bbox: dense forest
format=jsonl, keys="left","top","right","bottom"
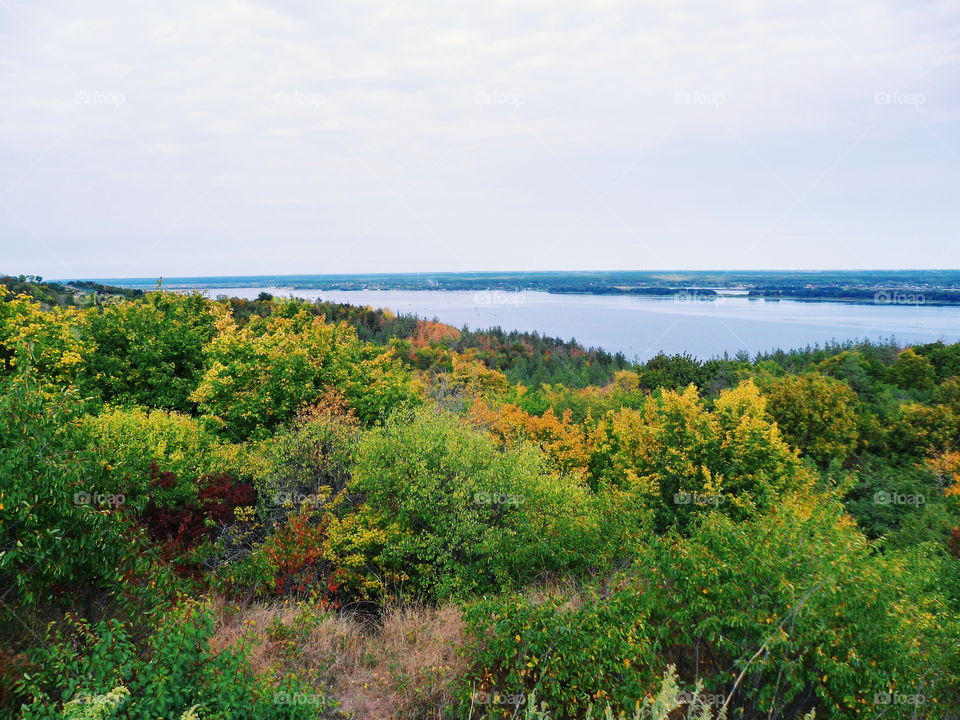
{"left": 2, "top": 277, "right": 959, "bottom": 719}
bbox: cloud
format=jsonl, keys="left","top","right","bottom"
{"left": 1, "top": 0, "right": 958, "bottom": 277}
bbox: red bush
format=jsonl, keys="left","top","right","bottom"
{"left": 139, "top": 464, "right": 255, "bottom": 572}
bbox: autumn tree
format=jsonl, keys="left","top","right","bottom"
{"left": 190, "top": 307, "right": 419, "bottom": 440}
{"left": 468, "top": 398, "right": 590, "bottom": 476}
{"left": 0, "top": 289, "right": 87, "bottom": 389}
{"left": 326, "top": 408, "right": 601, "bottom": 599}
{"left": 763, "top": 373, "right": 861, "bottom": 466}
{"left": 890, "top": 347, "right": 937, "bottom": 391}
{"left": 588, "top": 381, "right": 810, "bottom": 531}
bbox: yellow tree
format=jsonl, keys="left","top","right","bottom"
{"left": 0, "top": 289, "right": 88, "bottom": 389}
{"left": 588, "top": 381, "right": 810, "bottom": 530}
{"left": 763, "top": 373, "right": 861, "bottom": 466}
{"left": 468, "top": 398, "right": 590, "bottom": 476}
{"left": 191, "top": 308, "right": 420, "bottom": 440}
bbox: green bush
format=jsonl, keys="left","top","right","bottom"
{"left": 462, "top": 496, "right": 959, "bottom": 719}
{"left": 762, "top": 373, "right": 861, "bottom": 467}
{"left": 249, "top": 392, "right": 361, "bottom": 506}
{"left": 843, "top": 461, "right": 950, "bottom": 539}
{"left": 0, "top": 373, "right": 155, "bottom": 620}
{"left": 588, "top": 381, "right": 811, "bottom": 532}
{"left": 0, "top": 290, "right": 87, "bottom": 389}
{"left": 191, "top": 306, "right": 420, "bottom": 440}
{"left": 16, "top": 600, "right": 330, "bottom": 720}
{"left": 82, "top": 408, "right": 224, "bottom": 514}
{"left": 327, "top": 408, "right": 603, "bottom": 600}
{"left": 80, "top": 292, "right": 221, "bottom": 412}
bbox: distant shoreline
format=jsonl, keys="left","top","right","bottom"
{"left": 59, "top": 269, "right": 960, "bottom": 307}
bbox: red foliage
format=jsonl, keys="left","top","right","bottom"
{"left": 409, "top": 319, "right": 461, "bottom": 352}
{"left": 949, "top": 527, "right": 960, "bottom": 558}
{"left": 263, "top": 512, "right": 327, "bottom": 595}
{"left": 138, "top": 463, "right": 255, "bottom": 572}
{"left": 198, "top": 472, "right": 255, "bottom": 524}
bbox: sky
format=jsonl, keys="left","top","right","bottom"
{"left": 1, "top": 0, "right": 959, "bottom": 280}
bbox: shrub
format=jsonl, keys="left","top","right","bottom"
{"left": 16, "top": 600, "right": 329, "bottom": 719}
{"left": 250, "top": 391, "right": 361, "bottom": 505}
{"left": 139, "top": 468, "right": 254, "bottom": 561}
{"left": 326, "top": 408, "right": 603, "bottom": 600}
{"left": 763, "top": 373, "right": 861, "bottom": 466}
{"left": 587, "top": 381, "right": 810, "bottom": 531}
{"left": 0, "top": 290, "right": 87, "bottom": 389}
{"left": 889, "top": 348, "right": 937, "bottom": 391}
{"left": 0, "top": 373, "right": 154, "bottom": 622}
{"left": 843, "top": 461, "right": 949, "bottom": 539}
{"left": 462, "top": 497, "right": 959, "bottom": 719}
{"left": 82, "top": 408, "right": 224, "bottom": 514}
{"left": 885, "top": 402, "right": 959, "bottom": 458}
{"left": 212, "top": 396, "right": 361, "bottom": 600}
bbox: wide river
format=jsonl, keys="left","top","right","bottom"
{"left": 201, "top": 287, "right": 960, "bottom": 361}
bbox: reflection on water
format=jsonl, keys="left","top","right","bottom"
{"left": 201, "top": 288, "right": 960, "bottom": 361}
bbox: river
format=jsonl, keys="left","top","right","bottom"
{"left": 199, "top": 287, "right": 960, "bottom": 361}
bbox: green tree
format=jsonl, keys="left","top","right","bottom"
{"left": 16, "top": 600, "right": 324, "bottom": 719}
{"left": 588, "top": 381, "right": 810, "bottom": 530}
{"left": 763, "top": 373, "right": 861, "bottom": 466}
{"left": 463, "top": 496, "right": 960, "bottom": 719}
{"left": 82, "top": 407, "right": 232, "bottom": 515}
{"left": 0, "top": 371, "right": 152, "bottom": 620}
{"left": 890, "top": 348, "right": 937, "bottom": 391}
{"left": 0, "top": 289, "right": 87, "bottom": 389}
{"left": 191, "top": 307, "right": 419, "bottom": 440}
{"left": 81, "top": 292, "right": 221, "bottom": 411}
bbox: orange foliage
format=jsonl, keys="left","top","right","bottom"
{"left": 264, "top": 511, "right": 329, "bottom": 595}
{"left": 930, "top": 451, "right": 960, "bottom": 496}
{"left": 468, "top": 399, "right": 589, "bottom": 475}
{"left": 410, "top": 320, "right": 460, "bottom": 351}
{"left": 930, "top": 452, "right": 960, "bottom": 557}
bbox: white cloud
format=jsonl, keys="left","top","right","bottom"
{"left": 0, "top": 0, "right": 958, "bottom": 277}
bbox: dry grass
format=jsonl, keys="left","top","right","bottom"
{"left": 211, "top": 598, "right": 468, "bottom": 720}
{"left": 524, "top": 577, "right": 585, "bottom": 612}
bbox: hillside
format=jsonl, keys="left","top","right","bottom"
{"left": 2, "top": 280, "right": 959, "bottom": 719}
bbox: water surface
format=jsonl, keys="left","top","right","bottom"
{"left": 202, "top": 288, "right": 960, "bottom": 361}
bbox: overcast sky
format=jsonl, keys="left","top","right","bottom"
{"left": 1, "top": 0, "right": 959, "bottom": 279}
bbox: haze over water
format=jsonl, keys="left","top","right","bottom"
{"left": 199, "top": 288, "right": 960, "bottom": 361}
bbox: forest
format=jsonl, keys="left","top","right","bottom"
{"left": 1, "top": 277, "right": 959, "bottom": 719}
